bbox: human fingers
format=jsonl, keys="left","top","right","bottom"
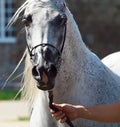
{"left": 56, "top": 112, "right": 67, "bottom": 123}
{"left": 56, "top": 112, "right": 66, "bottom": 121}
{"left": 60, "top": 116, "right": 67, "bottom": 123}
{"left": 52, "top": 103, "right": 63, "bottom": 110}
{"left": 52, "top": 111, "right": 63, "bottom": 120}
{"left": 50, "top": 109, "right": 55, "bottom": 114}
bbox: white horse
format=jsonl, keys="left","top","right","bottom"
{"left": 10, "top": 0, "right": 120, "bottom": 127}
{"left": 102, "top": 51, "right": 120, "bottom": 76}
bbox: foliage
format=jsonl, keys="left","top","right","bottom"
{"left": 0, "top": 89, "right": 21, "bottom": 100}
{"left": 18, "top": 116, "right": 30, "bottom": 121}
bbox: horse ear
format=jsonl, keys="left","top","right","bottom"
{"left": 59, "top": 1, "right": 66, "bottom": 11}
{"left": 63, "top": 2, "right": 66, "bottom": 7}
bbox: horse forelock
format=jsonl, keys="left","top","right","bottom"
{"left": 8, "top": 1, "right": 29, "bottom": 27}
{"left": 9, "top": 0, "right": 65, "bottom": 27}
{"left": 22, "top": 53, "right": 38, "bottom": 104}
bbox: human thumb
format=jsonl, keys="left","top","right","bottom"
{"left": 52, "top": 103, "right": 63, "bottom": 111}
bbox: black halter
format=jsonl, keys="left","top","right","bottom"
{"left": 28, "top": 43, "right": 61, "bottom": 59}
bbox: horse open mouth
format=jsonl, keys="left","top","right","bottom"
{"left": 32, "top": 65, "right": 57, "bottom": 91}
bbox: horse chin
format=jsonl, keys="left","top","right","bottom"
{"left": 36, "top": 78, "right": 55, "bottom": 91}
{"left": 32, "top": 70, "right": 55, "bottom": 91}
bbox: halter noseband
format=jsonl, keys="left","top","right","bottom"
{"left": 28, "top": 43, "right": 61, "bottom": 59}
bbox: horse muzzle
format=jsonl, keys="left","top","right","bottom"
{"left": 32, "top": 63, "right": 57, "bottom": 91}
{"left": 29, "top": 44, "right": 62, "bottom": 91}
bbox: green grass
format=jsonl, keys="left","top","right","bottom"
{"left": 18, "top": 116, "right": 30, "bottom": 121}
{"left": 0, "top": 89, "right": 21, "bottom": 100}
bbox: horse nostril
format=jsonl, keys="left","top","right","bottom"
{"left": 32, "top": 66, "right": 40, "bottom": 79}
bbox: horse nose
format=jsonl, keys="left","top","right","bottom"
{"left": 32, "top": 46, "right": 57, "bottom": 77}
{"left": 31, "top": 47, "right": 52, "bottom": 66}
{"left": 32, "top": 65, "right": 49, "bottom": 88}
{"left": 33, "top": 63, "right": 57, "bottom": 78}
{"left": 32, "top": 66, "right": 42, "bottom": 81}
{"left": 31, "top": 46, "right": 58, "bottom": 90}
{"left": 32, "top": 63, "right": 57, "bottom": 90}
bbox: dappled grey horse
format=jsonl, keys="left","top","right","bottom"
{"left": 10, "top": 0, "right": 120, "bottom": 127}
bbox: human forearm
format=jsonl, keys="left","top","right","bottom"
{"left": 77, "top": 103, "right": 120, "bottom": 122}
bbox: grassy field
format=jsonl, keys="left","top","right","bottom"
{"left": 0, "top": 89, "right": 21, "bottom": 100}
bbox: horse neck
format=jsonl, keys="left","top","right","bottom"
{"left": 65, "top": 8, "right": 89, "bottom": 56}
{"left": 54, "top": 8, "right": 101, "bottom": 102}
{"left": 61, "top": 8, "right": 92, "bottom": 76}
{"left": 54, "top": 9, "right": 120, "bottom": 104}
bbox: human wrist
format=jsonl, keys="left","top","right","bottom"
{"left": 74, "top": 105, "right": 85, "bottom": 119}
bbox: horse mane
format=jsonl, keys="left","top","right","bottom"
{"left": 22, "top": 53, "right": 38, "bottom": 104}
{"left": 8, "top": 1, "right": 29, "bottom": 27}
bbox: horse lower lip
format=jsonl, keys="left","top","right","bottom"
{"left": 36, "top": 80, "right": 48, "bottom": 88}
{"left": 34, "top": 74, "right": 55, "bottom": 90}
{"left": 37, "top": 80, "right": 45, "bottom": 86}
{"left": 36, "top": 80, "right": 54, "bottom": 91}
{"left": 37, "top": 84, "right": 53, "bottom": 91}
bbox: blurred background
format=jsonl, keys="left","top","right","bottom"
{"left": 0, "top": 0, "right": 120, "bottom": 126}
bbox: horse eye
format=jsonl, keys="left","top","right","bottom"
{"left": 22, "top": 14, "right": 32, "bottom": 26}
{"left": 60, "top": 15, "right": 67, "bottom": 25}
{"left": 22, "top": 19, "right": 29, "bottom": 26}
{"left": 53, "top": 14, "right": 67, "bottom": 26}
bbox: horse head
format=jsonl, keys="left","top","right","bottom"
{"left": 23, "top": 0, "right": 67, "bottom": 90}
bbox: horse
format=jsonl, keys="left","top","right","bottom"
{"left": 10, "top": 0, "right": 120, "bottom": 127}
{"left": 102, "top": 51, "right": 120, "bottom": 76}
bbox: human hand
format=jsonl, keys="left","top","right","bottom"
{"left": 50, "top": 103, "right": 79, "bottom": 123}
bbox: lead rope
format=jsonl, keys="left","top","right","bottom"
{"left": 48, "top": 91, "right": 75, "bottom": 127}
